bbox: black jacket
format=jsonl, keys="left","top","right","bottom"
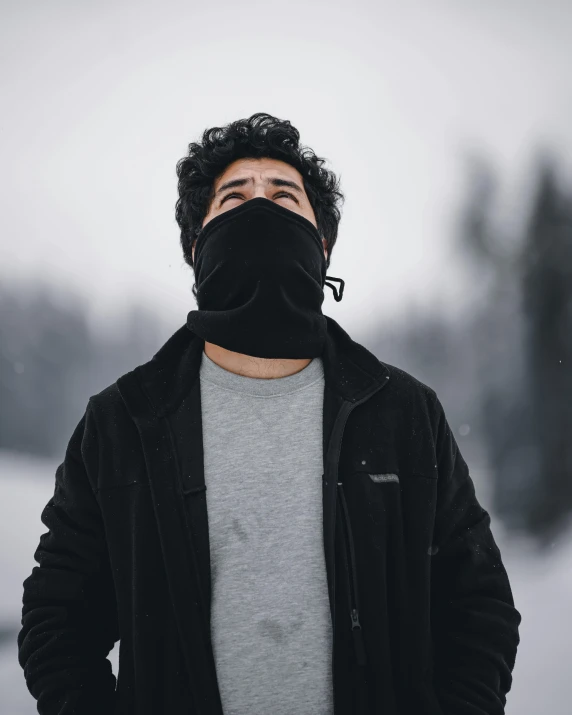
{"left": 18, "top": 315, "right": 521, "bottom": 715}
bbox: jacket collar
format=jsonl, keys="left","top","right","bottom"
{"left": 129, "top": 313, "right": 389, "bottom": 419}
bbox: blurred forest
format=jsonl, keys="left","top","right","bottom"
{"left": 1, "top": 154, "right": 571, "bottom": 551}
{"left": 0, "top": 284, "right": 172, "bottom": 458}
{"left": 375, "top": 152, "right": 572, "bottom": 551}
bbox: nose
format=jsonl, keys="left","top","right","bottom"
{"left": 253, "top": 185, "right": 268, "bottom": 198}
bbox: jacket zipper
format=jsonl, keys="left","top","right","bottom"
{"left": 338, "top": 482, "right": 367, "bottom": 666}
{"left": 327, "top": 381, "right": 390, "bottom": 689}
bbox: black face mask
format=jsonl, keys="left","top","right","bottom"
{"left": 186, "top": 197, "right": 345, "bottom": 359}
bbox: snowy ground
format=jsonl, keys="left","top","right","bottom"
{"left": 0, "top": 447, "right": 569, "bottom": 714}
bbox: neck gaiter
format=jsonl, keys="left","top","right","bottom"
{"left": 186, "top": 197, "right": 345, "bottom": 359}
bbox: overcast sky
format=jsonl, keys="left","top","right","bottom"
{"left": 2, "top": 0, "right": 571, "bottom": 336}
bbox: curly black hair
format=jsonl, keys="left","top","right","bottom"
{"left": 175, "top": 112, "right": 345, "bottom": 300}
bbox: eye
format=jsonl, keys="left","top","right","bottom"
{"left": 220, "top": 192, "right": 243, "bottom": 205}
{"left": 275, "top": 191, "right": 299, "bottom": 204}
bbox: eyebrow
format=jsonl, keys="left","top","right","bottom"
{"left": 214, "top": 176, "right": 304, "bottom": 199}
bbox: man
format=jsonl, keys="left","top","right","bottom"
{"left": 18, "top": 112, "right": 521, "bottom": 715}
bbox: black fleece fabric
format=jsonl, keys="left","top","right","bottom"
{"left": 17, "top": 315, "right": 521, "bottom": 715}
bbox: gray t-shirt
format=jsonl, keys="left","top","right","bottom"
{"left": 199, "top": 350, "right": 333, "bottom": 715}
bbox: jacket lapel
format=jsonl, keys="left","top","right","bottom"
{"left": 117, "top": 332, "right": 224, "bottom": 715}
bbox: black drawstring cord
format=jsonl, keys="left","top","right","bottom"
{"left": 324, "top": 276, "right": 345, "bottom": 302}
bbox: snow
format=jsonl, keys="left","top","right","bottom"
{"left": 0, "top": 448, "right": 569, "bottom": 713}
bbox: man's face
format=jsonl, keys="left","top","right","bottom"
{"left": 191, "top": 157, "right": 328, "bottom": 264}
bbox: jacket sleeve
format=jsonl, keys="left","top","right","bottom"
{"left": 429, "top": 392, "right": 521, "bottom": 715}
{"left": 17, "top": 401, "right": 119, "bottom": 715}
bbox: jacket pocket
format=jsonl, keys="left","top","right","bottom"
{"left": 345, "top": 468, "right": 438, "bottom": 554}
{"left": 359, "top": 470, "right": 402, "bottom": 526}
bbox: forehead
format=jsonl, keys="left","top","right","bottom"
{"left": 214, "top": 157, "right": 303, "bottom": 186}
